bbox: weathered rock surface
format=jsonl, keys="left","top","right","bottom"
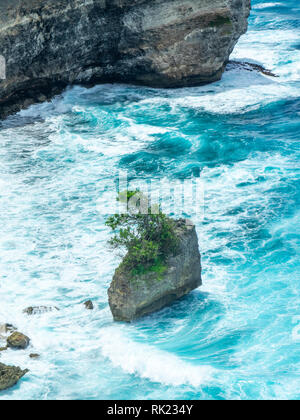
{"left": 84, "top": 300, "right": 94, "bottom": 310}
{"left": 108, "top": 219, "right": 201, "bottom": 322}
{"left": 23, "top": 306, "right": 59, "bottom": 315}
{"left": 227, "top": 60, "right": 279, "bottom": 78}
{"left": 0, "top": 363, "right": 28, "bottom": 392}
{"left": 7, "top": 332, "right": 30, "bottom": 350}
{"left": 29, "top": 353, "right": 40, "bottom": 359}
{"left": 0, "top": 0, "right": 250, "bottom": 119}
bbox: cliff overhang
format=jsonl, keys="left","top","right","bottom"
{"left": 0, "top": 0, "right": 251, "bottom": 119}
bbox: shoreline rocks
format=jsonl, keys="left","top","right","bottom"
{"left": 108, "top": 219, "right": 202, "bottom": 322}
{"left": 0, "top": 324, "right": 17, "bottom": 351}
{"left": 0, "top": 0, "right": 250, "bottom": 119}
{"left": 0, "top": 325, "right": 32, "bottom": 392}
{"left": 7, "top": 332, "right": 30, "bottom": 350}
{"left": 84, "top": 300, "right": 94, "bottom": 310}
{"left": 0, "top": 363, "right": 29, "bottom": 392}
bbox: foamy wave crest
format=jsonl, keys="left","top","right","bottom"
{"left": 253, "top": 3, "right": 283, "bottom": 10}
{"left": 99, "top": 328, "right": 215, "bottom": 387}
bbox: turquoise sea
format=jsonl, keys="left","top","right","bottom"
{"left": 0, "top": 0, "right": 299, "bottom": 400}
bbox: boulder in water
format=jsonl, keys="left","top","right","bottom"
{"left": 108, "top": 219, "right": 202, "bottom": 322}
{"left": 29, "top": 354, "right": 40, "bottom": 359}
{"left": 84, "top": 300, "right": 94, "bottom": 310}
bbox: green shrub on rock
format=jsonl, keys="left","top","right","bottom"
{"left": 106, "top": 191, "right": 179, "bottom": 276}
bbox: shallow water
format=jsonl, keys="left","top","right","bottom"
{"left": 0, "top": 0, "right": 299, "bottom": 400}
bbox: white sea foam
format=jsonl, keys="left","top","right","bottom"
{"left": 99, "top": 327, "right": 215, "bottom": 387}
{"left": 133, "top": 76, "right": 296, "bottom": 115}
{"left": 253, "top": 3, "right": 284, "bottom": 10}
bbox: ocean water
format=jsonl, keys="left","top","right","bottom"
{"left": 0, "top": 0, "right": 299, "bottom": 400}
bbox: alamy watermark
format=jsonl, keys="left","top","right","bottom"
{"left": 96, "top": 171, "right": 205, "bottom": 222}
{"left": 0, "top": 55, "right": 6, "bottom": 80}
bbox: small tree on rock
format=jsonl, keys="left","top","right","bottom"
{"left": 106, "top": 191, "right": 179, "bottom": 275}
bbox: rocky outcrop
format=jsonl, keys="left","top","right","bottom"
{"left": 108, "top": 219, "right": 201, "bottom": 322}
{"left": 0, "top": 363, "right": 28, "bottom": 392}
{"left": 0, "top": 0, "right": 250, "bottom": 119}
{"left": 84, "top": 300, "right": 94, "bottom": 310}
{"left": 23, "top": 306, "right": 59, "bottom": 315}
{"left": 7, "top": 332, "right": 30, "bottom": 350}
{"left": 29, "top": 353, "right": 40, "bottom": 359}
{"left": 0, "top": 324, "right": 16, "bottom": 351}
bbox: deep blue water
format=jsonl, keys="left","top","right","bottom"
{"left": 0, "top": 0, "right": 299, "bottom": 400}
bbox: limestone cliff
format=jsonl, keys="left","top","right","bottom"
{"left": 0, "top": 0, "right": 250, "bottom": 118}
{"left": 108, "top": 219, "right": 201, "bottom": 322}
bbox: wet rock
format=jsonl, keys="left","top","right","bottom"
{"left": 108, "top": 219, "right": 202, "bottom": 322}
{"left": 0, "top": 363, "right": 29, "bottom": 392}
{"left": 84, "top": 300, "right": 94, "bottom": 310}
{"left": 29, "top": 354, "right": 40, "bottom": 359}
{"left": 23, "top": 306, "right": 59, "bottom": 315}
{"left": 227, "top": 60, "right": 279, "bottom": 78}
{"left": 0, "top": 324, "right": 16, "bottom": 334}
{"left": 6, "top": 324, "right": 16, "bottom": 332}
{"left": 0, "top": 324, "right": 17, "bottom": 343}
{"left": 0, "top": 347, "right": 7, "bottom": 352}
{"left": 0, "top": 0, "right": 251, "bottom": 119}
{"left": 7, "top": 332, "right": 30, "bottom": 350}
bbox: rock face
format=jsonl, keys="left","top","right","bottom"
{"left": 0, "top": 363, "right": 29, "bottom": 392}
{"left": 108, "top": 219, "right": 201, "bottom": 322}
{"left": 0, "top": 0, "right": 250, "bottom": 119}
